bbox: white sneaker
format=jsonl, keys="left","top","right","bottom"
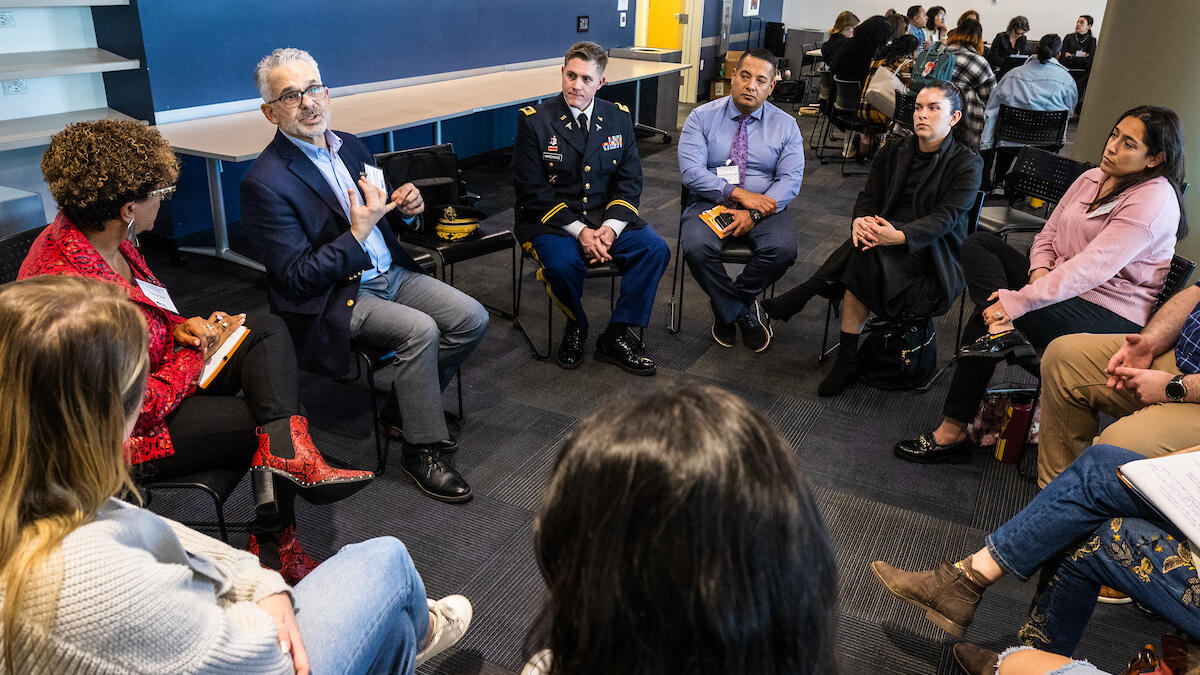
{"left": 415, "top": 594, "right": 473, "bottom": 665}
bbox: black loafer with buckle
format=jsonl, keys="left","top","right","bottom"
{"left": 958, "top": 329, "right": 1036, "bottom": 362}
{"left": 894, "top": 433, "right": 975, "bottom": 464}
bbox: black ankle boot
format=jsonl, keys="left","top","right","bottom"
{"left": 818, "top": 332, "right": 860, "bottom": 397}
{"left": 763, "top": 279, "right": 838, "bottom": 321}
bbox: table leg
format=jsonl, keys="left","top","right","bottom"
{"left": 633, "top": 76, "right": 673, "bottom": 143}
{"left": 178, "top": 158, "right": 265, "bottom": 272}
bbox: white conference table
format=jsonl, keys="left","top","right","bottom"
{"left": 155, "top": 58, "right": 690, "bottom": 271}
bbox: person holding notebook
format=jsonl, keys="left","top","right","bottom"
{"left": 20, "top": 119, "right": 374, "bottom": 584}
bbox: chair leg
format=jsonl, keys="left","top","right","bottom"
{"left": 818, "top": 300, "right": 839, "bottom": 363}
{"left": 455, "top": 370, "right": 464, "bottom": 420}
{"left": 546, "top": 295, "right": 553, "bottom": 360}
{"left": 609, "top": 276, "right": 616, "bottom": 310}
{"left": 667, "top": 224, "right": 684, "bottom": 333}
{"left": 916, "top": 356, "right": 956, "bottom": 393}
{"left": 210, "top": 490, "right": 229, "bottom": 543}
{"left": 362, "top": 352, "right": 388, "bottom": 475}
{"left": 514, "top": 253, "right": 548, "bottom": 359}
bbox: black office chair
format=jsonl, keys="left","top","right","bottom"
{"left": 374, "top": 145, "right": 536, "bottom": 354}
{"left": 985, "top": 105, "right": 1070, "bottom": 187}
{"left": 808, "top": 72, "right": 842, "bottom": 154}
{"left": 768, "top": 79, "right": 808, "bottom": 113}
{"left": 0, "top": 223, "right": 46, "bottom": 283}
{"left": 140, "top": 469, "right": 252, "bottom": 543}
{"left": 1154, "top": 254, "right": 1197, "bottom": 313}
{"left": 890, "top": 91, "right": 916, "bottom": 136}
{"left": 667, "top": 187, "right": 775, "bottom": 334}
{"left": 977, "top": 147, "right": 1092, "bottom": 239}
{"left": 824, "top": 76, "right": 888, "bottom": 175}
{"left": 515, "top": 251, "right": 632, "bottom": 360}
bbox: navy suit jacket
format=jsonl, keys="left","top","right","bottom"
{"left": 240, "top": 129, "right": 422, "bottom": 377}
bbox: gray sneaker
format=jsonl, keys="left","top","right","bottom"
{"left": 415, "top": 594, "right": 473, "bottom": 664}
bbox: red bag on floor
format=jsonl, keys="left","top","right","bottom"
{"left": 994, "top": 396, "right": 1034, "bottom": 464}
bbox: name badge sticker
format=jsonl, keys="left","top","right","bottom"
{"left": 361, "top": 164, "right": 386, "bottom": 192}
{"left": 716, "top": 164, "right": 740, "bottom": 185}
{"left": 1086, "top": 200, "right": 1118, "bottom": 218}
{"left": 136, "top": 279, "right": 179, "bottom": 314}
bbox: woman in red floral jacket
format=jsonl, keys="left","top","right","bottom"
{"left": 19, "top": 120, "right": 374, "bottom": 584}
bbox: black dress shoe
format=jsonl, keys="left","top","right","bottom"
{"left": 736, "top": 301, "right": 772, "bottom": 352}
{"left": 401, "top": 441, "right": 472, "bottom": 503}
{"left": 958, "top": 329, "right": 1036, "bottom": 362}
{"left": 557, "top": 321, "right": 586, "bottom": 370}
{"left": 893, "top": 433, "right": 974, "bottom": 464}
{"left": 594, "top": 330, "right": 656, "bottom": 376}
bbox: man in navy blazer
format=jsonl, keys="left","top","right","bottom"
{"left": 241, "top": 48, "right": 487, "bottom": 503}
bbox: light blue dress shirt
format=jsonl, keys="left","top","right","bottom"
{"left": 677, "top": 96, "right": 805, "bottom": 210}
{"left": 284, "top": 130, "right": 393, "bottom": 282}
{"left": 980, "top": 57, "right": 1079, "bottom": 150}
{"left": 908, "top": 22, "right": 926, "bottom": 42}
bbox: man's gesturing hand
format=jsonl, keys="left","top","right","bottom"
{"left": 348, "top": 178, "right": 399, "bottom": 242}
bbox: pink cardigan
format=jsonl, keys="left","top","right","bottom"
{"left": 997, "top": 169, "right": 1179, "bottom": 326}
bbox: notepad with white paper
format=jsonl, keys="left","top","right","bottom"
{"left": 198, "top": 326, "right": 249, "bottom": 389}
{"left": 1117, "top": 449, "right": 1200, "bottom": 543}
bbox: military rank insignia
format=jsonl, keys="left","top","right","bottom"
{"left": 602, "top": 134, "right": 623, "bottom": 151}
{"left": 548, "top": 135, "right": 558, "bottom": 152}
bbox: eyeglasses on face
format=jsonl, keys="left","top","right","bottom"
{"left": 267, "top": 85, "right": 329, "bottom": 108}
{"left": 147, "top": 184, "right": 177, "bottom": 201}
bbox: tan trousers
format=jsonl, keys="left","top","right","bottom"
{"left": 1038, "top": 332, "right": 1200, "bottom": 487}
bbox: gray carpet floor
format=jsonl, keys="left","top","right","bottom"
{"left": 144, "top": 111, "right": 1171, "bottom": 673}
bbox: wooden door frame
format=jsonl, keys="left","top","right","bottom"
{"left": 635, "top": 0, "right": 701, "bottom": 103}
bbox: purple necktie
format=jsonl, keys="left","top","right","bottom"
{"left": 729, "top": 113, "right": 750, "bottom": 186}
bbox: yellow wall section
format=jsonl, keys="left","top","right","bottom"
{"left": 645, "top": 0, "right": 684, "bottom": 49}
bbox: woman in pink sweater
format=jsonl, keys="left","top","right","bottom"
{"left": 894, "top": 105, "right": 1186, "bottom": 464}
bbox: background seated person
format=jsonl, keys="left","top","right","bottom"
{"left": 821, "top": 11, "right": 860, "bottom": 64}
{"left": 860, "top": 34, "right": 919, "bottom": 125}
{"left": 520, "top": 386, "right": 837, "bottom": 675}
{"left": 829, "top": 15, "right": 894, "bottom": 86}
{"left": 677, "top": 48, "right": 805, "bottom": 352}
{"left": 986, "top": 15, "right": 1030, "bottom": 69}
{"left": 1061, "top": 15, "right": 1097, "bottom": 115}
{"left": 894, "top": 105, "right": 1185, "bottom": 465}
{"left": 511, "top": 41, "right": 669, "bottom": 375}
{"left": 980, "top": 34, "right": 1078, "bottom": 186}
{"left": 762, "top": 82, "right": 982, "bottom": 397}
{"left": 0, "top": 276, "right": 471, "bottom": 673}
{"left": 943, "top": 19, "right": 996, "bottom": 149}
{"left": 1038, "top": 280, "right": 1200, "bottom": 486}
{"left": 926, "top": 5, "right": 948, "bottom": 44}
{"left": 872, "top": 443, "right": 1200, "bottom": 675}
{"left": 20, "top": 120, "right": 373, "bottom": 584}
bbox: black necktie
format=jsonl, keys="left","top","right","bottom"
{"left": 577, "top": 112, "right": 588, "bottom": 142}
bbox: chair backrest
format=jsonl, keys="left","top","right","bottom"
{"left": 1153, "top": 254, "right": 1197, "bottom": 313}
{"left": 0, "top": 225, "right": 46, "bottom": 284}
{"left": 374, "top": 143, "right": 461, "bottom": 208}
{"left": 831, "top": 76, "right": 861, "bottom": 115}
{"left": 995, "top": 105, "right": 1070, "bottom": 149}
{"left": 1004, "top": 146, "right": 1092, "bottom": 205}
{"left": 770, "top": 78, "right": 807, "bottom": 105}
{"left": 891, "top": 91, "right": 916, "bottom": 133}
{"left": 966, "top": 190, "right": 985, "bottom": 235}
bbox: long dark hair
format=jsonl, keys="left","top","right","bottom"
{"left": 1093, "top": 105, "right": 1188, "bottom": 238}
{"left": 880, "top": 34, "right": 919, "bottom": 65}
{"left": 526, "top": 386, "right": 838, "bottom": 675}
{"left": 856, "top": 15, "right": 895, "bottom": 57}
{"left": 1036, "top": 34, "right": 1062, "bottom": 64}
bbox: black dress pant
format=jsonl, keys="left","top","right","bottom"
{"left": 941, "top": 232, "right": 1141, "bottom": 422}
{"left": 135, "top": 312, "right": 303, "bottom": 536}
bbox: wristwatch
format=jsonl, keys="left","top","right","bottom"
{"left": 748, "top": 209, "right": 763, "bottom": 224}
{"left": 1166, "top": 374, "right": 1187, "bottom": 402}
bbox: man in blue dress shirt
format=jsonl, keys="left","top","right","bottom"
{"left": 241, "top": 48, "right": 487, "bottom": 503}
{"left": 906, "top": 6, "right": 928, "bottom": 45}
{"left": 678, "top": 48, "right": 805, "bottom": 352}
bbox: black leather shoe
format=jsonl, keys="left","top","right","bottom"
{"left": 736, "top": 301, "right": 772, "bottom": 352}
{"left": 401, "top": 441, "right": 472, "bottom": 503}
{"left": 893, "top": 433, "right": 974, "bottom": 464}
{"left": 712, "top": 318, "right": 736, "bottom": 347}
{"left": 557, "top": 321, "right": 586, "bottom": 370}
{"left": 958, "top": 329, "right": 1035, "bottom": 362}
{"left": 594, "top": 330, "right": 656, "bottom": 376}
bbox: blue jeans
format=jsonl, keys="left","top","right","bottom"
{"left": 293, "top": 537, "right": 429, "bottom": 674}
{"left": 986, "top": 445, "right": 1200, "bottom": 655}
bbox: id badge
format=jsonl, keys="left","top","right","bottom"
{"left": 361, "top": 164, "right": 386, "bottom": 192}
{"left": 135, "top": 279, "right": 179, "bottom": 314}
{"left": 716, "top": 164, "right": 740, "bottom": 185}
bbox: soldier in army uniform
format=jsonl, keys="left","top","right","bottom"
{"left": 512, "top": 41, "right": 670, "bottom": 375}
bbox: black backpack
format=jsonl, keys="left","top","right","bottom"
{"left": 856, "top": 318, "right": 937, "bottom": 390}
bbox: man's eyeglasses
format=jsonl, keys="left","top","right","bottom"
{"left": 266, "top": 85, "right": 329, "bottom": 109}
{"left": 147, "top": 185, "right": 176, "bottom": 201}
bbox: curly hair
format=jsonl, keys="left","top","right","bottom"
{"left": 41, "top": 120, "right": 179, "bottom": 231}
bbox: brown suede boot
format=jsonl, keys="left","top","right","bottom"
{"left": 870, "top": 560, "right": 986, "bottom": 637}
{"left": 952, "top": 642, "right": 999, "bottom": 675}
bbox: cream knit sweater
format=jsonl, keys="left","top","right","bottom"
{"left": 1, "top": 499, "right": 293, "bottom": 674}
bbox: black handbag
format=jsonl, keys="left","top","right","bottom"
{"left": 856, "top": 318, "right": 937, "bottom": 391}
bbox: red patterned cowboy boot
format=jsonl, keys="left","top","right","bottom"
{"left": 248, "top": 525, "right": 318, "bottom": 585}
{"left": 253, "top": 415, "right": 374, "bottom": 505}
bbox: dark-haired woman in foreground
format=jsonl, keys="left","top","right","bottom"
{"left": 763, "top": 81, "right": 983, "bottom": 397}
{"left": 0, "top": 276, "right": 470, "bottom": 673}
{"left": 895, "top": 105, "right": 1185, "bottom": 465}
{"left": 521, "top": 386, "right": 837, "bottom": 675}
